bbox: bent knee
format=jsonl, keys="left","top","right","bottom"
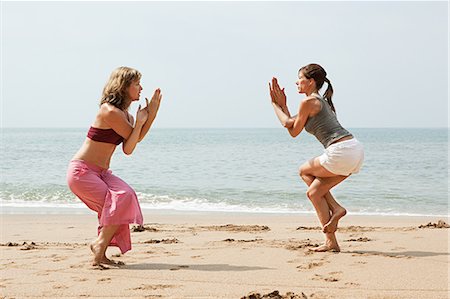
{"left": 299, "top": 167, "right": 315, "bottom": 185}
{"left": 125, "top": 187, "right": 137, "bottom": 197}
{"left": 306, "top": 188, "right": 321, "bottom": 202}
{"left": 306, "top": 188, "right": 314, "bottom": 200}
{"left": 299, "top": 165, "right": 308, "bottom": 177}
{"left": 117, "top": 185, "right": 137, "bottom": 199}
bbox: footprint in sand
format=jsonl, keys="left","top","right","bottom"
{"left": 312, "top": 272, "right": 341, "bottom": 282}
{"left": 169, "top": 265, "right": 189, "bottom": 271}
{"left": 70, "top": 264, "right": 84, "bottom": 269}
{"left": 284, "top": 239, "right": 320, "bottom": 251}
{"left": 223, "top": 238, "right": 263, "bottom": 243}
{"left": 143, "top": 238, "right": 179, "bottom": 244}
{"left": 345, "top": 282, "right": 361, "bottom": 287}
{"left": 131, "top": 284, "right": 174, "bottom": 290}
{"left": 352, "top": 251, "right": 412, "bottom": 259}
{"left": 297, "top": 262, "right": 321, "bottom": 270}
{"left": 344, "top": 237, "right": 371, "bottom": 242}
{"left": 197, "top": 224, "right": 270, "bottom": 232}
{"left": 131, "top": 224, "right": 159, "bottom": 232}
{"left": 296, "top": 226, "right": 322, "bottom": 231}
{"left": 296, "top": 260, "right": 328, "bottom": 270}
{"left": 162, "top": 251, "right": 179, "bottom": 257}
{"left": 242, "top": 290, "right": 307, "bottom": 299}
{"left": 52, "top": 255, "right": 68, "bottom": 262}
{"left": 308, "top": 292, "right": 332, "bottom": 299}
{"left": 98, "top": 277, "right": 111, "bottom": 283}
{"left": 52, "top": 284, "right": 68, "bottom": 289}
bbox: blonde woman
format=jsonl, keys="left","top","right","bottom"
{"left": 67, "top": 66, "right": 162, "bottom": 266}
{"left": 270, "top": 63, "right": 364, "bottom": 252}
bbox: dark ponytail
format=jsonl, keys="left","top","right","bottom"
{"left": 323, "top": 78, "right": 336, "bottom": 113}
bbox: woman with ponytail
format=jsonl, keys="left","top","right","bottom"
{"left": 269, "top": 63, "right": 364, "bottom": 252}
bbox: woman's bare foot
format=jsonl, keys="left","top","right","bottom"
{"left": 310, "top": 243, "right": 340, "bottom": 252}
{"left": 90, "top": 242, "right": 110, "bottom": 266}
{"left": 323, "top": 207, "right": 347, "bottom": 233}
{"left": 90, "top": 242, "right": 123, "bottom": 265}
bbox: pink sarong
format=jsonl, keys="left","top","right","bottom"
{"left": 66, "top": 160, "right": 143, "bottom": 254}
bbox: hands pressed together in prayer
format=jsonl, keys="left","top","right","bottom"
{"left": 136, "top": 88, "right": 163, "bottom": 127}
{"left": 146, "top": 88, "right": 162, "bottom": 114}
{"left": 136, "top": 104, "right": 149, "bottom": 126}
{"left": 269, "top": 77, "right": 287, "bottom": 108}
{"left": 269, "top": 77, "right": 295, "bottom": 129}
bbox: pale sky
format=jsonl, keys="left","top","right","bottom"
{"left": 1, "top": 1, "right": 448, "bottom": 128}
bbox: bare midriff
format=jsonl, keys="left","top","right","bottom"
{"left": 72, "top": 138, "right": 117, "bottom": 169}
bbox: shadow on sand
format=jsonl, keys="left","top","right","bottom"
{"left": 345, "top": 250, "right": 450, "bottom": 258}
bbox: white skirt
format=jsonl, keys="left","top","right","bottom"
{"left": 319, "top": 138, "right": 364, "bottom": 176}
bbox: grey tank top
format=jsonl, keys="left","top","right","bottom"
{"left": 304, "top": 93, "right": 353, "bottom": 148}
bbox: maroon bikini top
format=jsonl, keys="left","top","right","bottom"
{"left": 87, "top": 127, "right": 124, "bottom": 145}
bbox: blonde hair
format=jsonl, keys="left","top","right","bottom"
{"left": 100, "top": 66, "right": 142, "bottom": 110}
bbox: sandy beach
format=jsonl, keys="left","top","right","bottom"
{"left": 1, "top": 211, "right": 449, "bottom": 299}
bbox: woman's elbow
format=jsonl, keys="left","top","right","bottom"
{"left": 288, "top": 132, "right": 297, "bottom": 138}
{"left": 122, "top": 147, "right": 134, "bottom": 155}
{"left": 287, "top": 129, "right": 300, "bottom": 138}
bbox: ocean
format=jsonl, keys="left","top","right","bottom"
{"left": 1, "top": 128, "right": 448, "bottom": 217}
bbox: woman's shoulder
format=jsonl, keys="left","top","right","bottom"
{"left": 98, "top": 103, "right": 129, "bottom": 125}
{"left": 100, "top": 103, "right": 122, "bottom": 115}
{"left": 301, "top": 96, "right": 322, "bottom": 116}
{"left": 301, "top": 96, "right": 322, "bottom": 107}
